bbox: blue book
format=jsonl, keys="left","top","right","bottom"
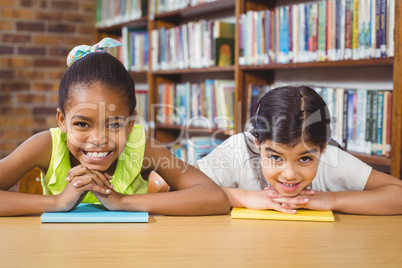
{"left": 41, "top": 203, "right": 149, "bottom": 223}
{"left": 376, "top": 91, "right": 384, "bottom": 155}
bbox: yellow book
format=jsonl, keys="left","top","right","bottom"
{"left": 231, "top": 207, "right": 335, "bottom": 222}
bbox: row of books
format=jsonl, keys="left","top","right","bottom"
{"left": 168, "top": 137, "right": 224, "bottom": 165}
{"left": 151, "top": 20, "right": 235, "bottom": 70}
{"left": 121, "top": 27, "right": 149, "bottom": 71}
{"left": 317, "top": 87, "right": 392, "bottom": 157}
{"left": 149, "top": 0, "right": 217, "bottom": 16}
{"left": 135, "top": 89, "right": 149, "bottom": 124}
{"left": 96, "top": 0, "right": 147, "bottom": 28}
{"left": 247, "top": 84, "right": 392, "bottom": 157}
{"left": 156, "top": 79, "right": 235, "bottom": 130}
{"left": 239, "top": 0, "right": 395, "bottom": 65}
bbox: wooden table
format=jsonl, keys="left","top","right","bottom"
{"left": 1, "top": 213, "right": 401, "bottom": 267}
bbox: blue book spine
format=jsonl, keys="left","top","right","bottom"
{"left": 160, "top": 27, "right": 166, "bottom": 68}
{"left": 376, "top": 0, "right": 382, "bottom": 57}
{"left": 305, "top": 4, "right": 309, "bottom": 54}
{"left": 376, "top": 91, "right": 384, "bottom": 155}
{"left": 144, "top": 33, "right": 149, "bottom": 69}
{"left": 380, "top": 0, "right": 387, "bottom": 58}
{"left": 284, "top": 6, "right": 290, "bottom": 63}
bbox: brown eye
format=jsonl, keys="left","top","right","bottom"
{"left": 300, "top": 156, "right": 312, "bottom": 163}
{"left": 75, "top": 122, "right": 89, "bottom": 128}
{"left": 108, "top": 123, "right": 123, "bottom": 129}
{"left": 268, "top": 155, "right": 282, "bottom": 161}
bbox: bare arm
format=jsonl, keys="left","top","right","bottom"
{"left": 0, "top": 131, "right": 94, "bottom": 216}
{"left": 328, "top": 169, "right": 402, "bottom": 215}
{"left": 94, "top": 138, "right": 230, "bottom": 215}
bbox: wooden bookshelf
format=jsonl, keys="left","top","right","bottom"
{"left": 96, "top": 0, "right": 402, "bottom": 178}
{"left": 235, "top": 0, "right": 400, "bottom": 177}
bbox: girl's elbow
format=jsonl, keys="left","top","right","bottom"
{"left": 213, "top": 187, "right": 231, "bottom": 215}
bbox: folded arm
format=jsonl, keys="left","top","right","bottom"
{"left": 93, "top": 138, "right": 230, "bottom": 216}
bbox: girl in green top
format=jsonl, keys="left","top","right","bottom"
{"left": 0, "top": 38, "right": 229, "bottom": 216}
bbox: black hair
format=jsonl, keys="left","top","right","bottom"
{"left": 58, "top": 52, "right": 136, "bottom": 115}
{"left": 250, "top": 85, "right": 331, "bottom": 151}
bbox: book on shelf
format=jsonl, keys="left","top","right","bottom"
{"left": 186, "top": 136, "right": 224, "bottom": 165}
{"left": 246, "top": 84, "right": 271, "bottom": 121}
{"left": 238, "top": 0, "right": 394, "bottom": 65}
{"left": 122, "top": 27, "right": 149, "bottom": 72}
{"left": 214, "top": 37, "right": 234, "bottom": 66}
{"left": 166, "top": 136, "right": 224, "bottom": 165}
{"left": 135, "top": 87, "right": 149, "bottom": 124}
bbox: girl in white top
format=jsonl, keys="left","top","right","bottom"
{"left": 198, "top": 85, "right": 402, "bottom": 215}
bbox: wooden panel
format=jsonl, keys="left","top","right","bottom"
{"left": 18, "top": 168, "right": 43, "bottom": 195}
{"left": 391, "top": 0, "right": 402, "bottom": 178}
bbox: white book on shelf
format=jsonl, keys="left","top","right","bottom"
{"left": 356, "top": 89, "right": 367, "bottom": 153}
{"left": 151, "top": 29, "right": 159, "bottom": 71}
{"left": 371, "top": 0, "right": 377, "bottom": 58}
{"left": 122, "top": 26, "right": 130, "bottom": 70}
{"left": 387, "top": 0, "right": 395, "bottom": 57}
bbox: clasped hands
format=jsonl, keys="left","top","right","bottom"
{"left": 55, "top": 165, "right": 120, "bottom": 212}
{"left": 243, "top": 186, "right": 332, "bottom": 213}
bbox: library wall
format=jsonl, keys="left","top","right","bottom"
{"left": 0, "top": 0, "right": 96, "bottom": 158}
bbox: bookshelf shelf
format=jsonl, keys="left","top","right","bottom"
{"left": 152, "top": 0, "right": 235, "bottom": 21}
{"left": 154, "top": 123, "right": 234, "bottom": 135}
{"left": 239, "top": 58, "right": 394, "bottom": 70}
{"left": 152, "top": 66, "right": 235, "bottom": 75}
{"left": 97, "top": 16, "right": 148, "bottom": 33}
{"left": 129, "top": 71, "right": 148, "bottom": 76}
{"left": 351, "top": 153, "right": 391, "bottom": 166}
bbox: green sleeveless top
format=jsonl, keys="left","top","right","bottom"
{"left": 42, "top": 124, "right": 148, "bottom": 203}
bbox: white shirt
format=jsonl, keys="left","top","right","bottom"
{"left": 197, "top": 132, "right": 372, "bottom": 192}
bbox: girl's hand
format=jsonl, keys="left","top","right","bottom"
{"left": 66, "top": 165, "right": 113, "bottom": 195}
{"left": 279, "top": 191, "right": 334, "bottom": 211}
{"left": 53, "top": 179, "right": 90, "bottom": 212}
{"left": 262, "top": 186, "right": 314, "bottom": 213}
{"left": 241, "top": 189, "right": 307, "bottom": 214}
{"left": 264, "top": 187, "right": 333, "bottom": 211}
{"left": 92, "top": 190, "right": 125, "bottom": 211}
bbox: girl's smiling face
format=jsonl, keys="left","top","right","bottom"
{"left": 57, "top": 82, "right": 135, "bottom": 174}
{"left": 256, "top": 139, "right": 323, "bottom": 197}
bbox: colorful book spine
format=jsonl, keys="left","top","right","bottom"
{"left": 376, "top": 91, "right": 384, "bottom": 155}
{"left": 352, "top": 0, "right": 359, "bottom": 60}
{"left": 318, "top": 0, "right": 326, "bottom": 61}
{"left": 380, "top": 0, "right": 387, "bottom": 57}
{"left": 345, "top": 0, "right": 353, "bottom": 59}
